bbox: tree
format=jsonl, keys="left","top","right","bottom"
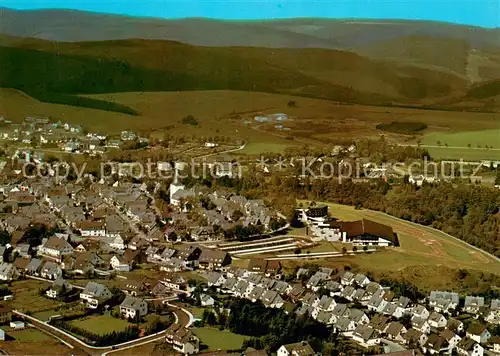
{"left": 181, "top": 115, "right": 199, "bottom": 126}
{"left": 0, "top": 230, "right": 11, "bottom": 245}
{"left": 231, "top": 210, "right": 244, "bottom": 222}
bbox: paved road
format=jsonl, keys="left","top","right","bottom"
{"left": 13, "top": 304, "right": 193, "bottom": 356}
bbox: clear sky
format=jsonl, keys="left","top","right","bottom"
{"left": 1, "top": 0, "right": 499, "bottom": 28}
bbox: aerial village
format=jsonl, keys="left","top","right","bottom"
{"left": 0, "top": 116, "right": 498, "bottom": 355}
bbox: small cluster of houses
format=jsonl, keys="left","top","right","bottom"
{"left": 168, "top": 177, "right": 279, "bottom": 233}
{"left": 0, "top": 116, "right": 152, "bottom": 155}
{"left": 201, "top": 259, "right": 288, "bottom": 309}
{"left": 199, "top": 264, "right": 499, "bottom": 355}
{"left": 299, "top": 270, "right": 500, "bottom": 355}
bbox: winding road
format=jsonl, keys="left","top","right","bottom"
{"left": 13, "top": 304, "right": 193, "bottom": 356}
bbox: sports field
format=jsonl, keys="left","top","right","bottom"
{"left": 301, "top": 201, "right": 500, "bottom": 276}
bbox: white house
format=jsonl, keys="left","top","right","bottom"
{"left": 277, "top": 341, "right": 316, "bottom": 356}
{"left": 464, "top": 296, "right": 485, "bottom": 314}
{"left": 119, "top": 296, "right": 148, "bottom": 319}
{"left": 46, "top": 278, "right": 72, "bottom": 299}
{"left": 428, "top": 312, "right": 447, "bottom": 328}
{"left": 0, "top": 263, "right": 19, "bottom": 281}
{"left": 351, "top": 325, "right": 380, "bottom": 348}
{"left": 458, "top": 338, "right": 484, "bottom": 356}
{"left": 165, "top": 324, "right": 200, "bottom": 355}
{"left": 80, "top": 282, "right": 112, "bottom": 309}
{"left": 200, "top": 294, "right": 214, "bottom": 307}
{"left": 110, "top": 255, "right": 132, "bottom": 272}
{"left": 38, "top": 236, "right": 74, "bottom": 260}
{"left": 466, "top": 324, "right": 491, "bottom": 344}
{"left": 78, "top": 221, "right": 106, "bottom": 237}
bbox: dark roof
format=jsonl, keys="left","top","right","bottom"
{"left": 467, "top": 323, "right": 488, "bottom": 335}
{"left": 340, "top": 219, "right": 395, "bottom": 243}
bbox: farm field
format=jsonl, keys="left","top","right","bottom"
{"left": 3, "top": 88, "right": 500, "bottom": 158}
{"left": 193, "top": 327, "right": 247, "bottom": 351}
{"left": 1, "top": 339, "right": 72, "bottom": 356}
{"left": 420, "top": 129, "right": 500, "bottom": 149}
{"left": 300, "top": 201, "right": 500, "bottom": 276}
{"left": 239, "top": 142, "right": 293, "bottom": 155}
{"left": 424, "top": 146, "right": 500, "bottom": 160}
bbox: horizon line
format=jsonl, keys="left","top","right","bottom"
{"left": 1, "top": 6, "right": 498, "bottom": 29}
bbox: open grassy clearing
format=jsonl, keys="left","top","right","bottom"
{"left": 1, "top": 339, "right": 72, "bottom": 356}
{"left": 424, "top": 146, "right": 500, "bottom": 160}
{"left": 5, "top": 280, "right": 64, "bottom": 313}
{"left": 193, "top": 327, "right": 247, "bottom": 351}
{"left": 69, "top": 314, "right": 132, "bottom": 335}
{"left": 421, "top": 129, "right": 500, "bottom": 149}
{"left": 300, "top": 201, "right": 499, "bottom": 276}
{"left": 239, "top": 142, "right": 293, "bottom": 155}
{"left": 7, "top": 328, "right": 52, "bottom": 341}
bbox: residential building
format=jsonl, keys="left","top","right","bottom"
{"left": 464, "top": 296, "right": 485, "bottom": 314}
{"left": 79, "top": 282, "right": 112, "bottom": 309}
{"left": 38, "top": 236, "right": 74, "bottom": 260}
{"left": 385, "top": 322, "right": 407, "bottom": 343}
{"left": 165, "top": 324, "right": 199, "bottom": 355}
{"left": 466, "top": 324, "right": 490, "bottom": 344}
{"left": 457, "top": 338, "right": 484, "bottom": 356}
{"left": 352, "top": 325, "right": 380, "bottom": 348}
{"left": 198, "top": 249, "right": 231, "bottom": 270}
{"left": 0, "top": 263, "right": 19, "bottom": 281}
{"left": 0, "top": 304, "right": 12, "bottom": 324}
{"left": 277, "top": 341, "right": 316, "bottom": 356}
{"left": 46, "top": 278, "right": 72, "bottom": 299}
{"left": 428, "top": 312, "right": 447, "bottom": 328}
{"left": 119, "top": 296, "right": 148, "bottom": 319}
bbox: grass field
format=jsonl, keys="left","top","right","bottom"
{"left": 300, "top": 201, "right": 500, "bottom": 276}
{"left": 6, "top": 280, "right": 63, "bottom": 313}
{"left": 193, "top": 327, "right": 247, "bottom": 351}
{"left": 1, "top": 339, "right": 72, "bottom": 356}
{"left": 421, "top": 129, "right": 500, "bottom": 149}
{"left": 7, "top": 328, "right": 52, "bottom": 342}
{"left": 239, "top": 142, "right": 293, "bottom": 155}
{"left": 3, "top": 87, "right": 499, "bottom": 159}
{"left": 424, "top": 146, "right": 500, "bottom": 160}
{"left": 186, "top": 307, "right": 206, "bottom": 319}
{"left": 69, "top": 314, "right": 132, "bottom": 335}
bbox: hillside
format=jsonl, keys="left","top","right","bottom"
{"left": 1, "top": 8, "right": 499, "bottom": 49}
{"left": 357, "top": 36, "right": 500, "bottom": 82}
{"left": 0, "top": 36, "right": 475, "bottom": 114}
